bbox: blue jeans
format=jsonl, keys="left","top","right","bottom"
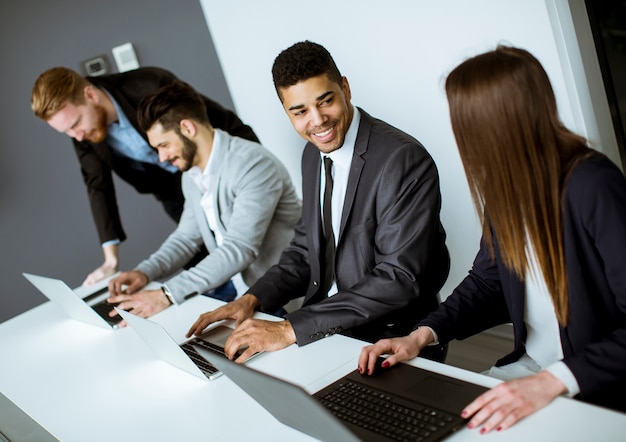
{"left": 202, "top": 280, "right": 237, "bottom": 302}
{"left": 202, "top": 280, "right": 288, "bottom": 318}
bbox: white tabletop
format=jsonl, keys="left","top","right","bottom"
{"left": 1, "top": 292, "right": 624, "bottom": 441}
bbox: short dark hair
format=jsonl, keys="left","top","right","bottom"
{"left": 137, "top": 80, "right": 210, "bottom": 132}
{"left": 271, "top": 41, "right": 342, "bottom": 99}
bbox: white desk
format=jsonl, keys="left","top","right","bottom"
{"left": 1, "top": 295, "right": 625, "bottom": 441}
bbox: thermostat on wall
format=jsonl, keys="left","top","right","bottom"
{"left": 82, "top": 56, "right": 108, "bottom": 76}
{"left": 112, "top": 42, "right": 140, "bottom": 72}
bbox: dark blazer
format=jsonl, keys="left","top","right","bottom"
{"left": 73, "top": 67, "right": 258, "bottom": 245}
{"left": 419, "top": 153, "right": 626, "bottom": 412}
{"left": 249, "top": 109, "right": 450, "bottom": 346}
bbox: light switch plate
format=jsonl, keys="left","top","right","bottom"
{"left": 112, "top": 42, "right": 139, "bottom": 72}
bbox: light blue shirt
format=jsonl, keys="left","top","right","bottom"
{"left": 100, "top": 91, "right": 178, "bottom": 248}
{"left": 104, "top": 90, "right": 178, "bottom": 174}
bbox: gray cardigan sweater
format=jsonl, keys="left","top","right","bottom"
{"left": 136, "top": 129, "right": 301, "bottom": 303}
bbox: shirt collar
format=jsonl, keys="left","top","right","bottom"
{"left": 102, "top": 89, "right": 129, "bottom": 129}
{"left": 187, "top": 129, "right": 222, "bottom": 191}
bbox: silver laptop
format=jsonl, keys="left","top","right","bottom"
{"left": 23, "top": 273, "right": 122, "bottom": 329}
{"left": 197, "top": 349, "right": 489, "bottom": 442}
{"left": 116, "top": 308, "right": 260, "bottom": 381}
{"left": 0, "top": 392, "right": 59, "bottom": 442}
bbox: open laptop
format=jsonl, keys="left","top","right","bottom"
{"left": 23, "top": 273, "right": 123, "bottom": 329}
{"left": 0, "top": 392, "right": 59, "bottom": 442}
{"left": 197, "top": 349, "right": 489, "bottom": 442}
{"left": 116, "top": 308, "right": 260, "bottom": 381}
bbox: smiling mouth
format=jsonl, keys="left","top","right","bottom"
{"left": 311, "top": 125, "right": 335, "bottom": 140}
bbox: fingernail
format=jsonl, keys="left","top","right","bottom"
{"left": 460, "top": 410, "right": 467, "bottom": 418}
{"left": 467, "top": 422, "right": 474, "bottom": 429}
{"left": 497, "top": 426, "right": 502, "bottom": 432}
{"left": 358, "top": 365, "right": 362, "bottom": 373}
{"left": 480, "top": 427, "right": 486, "bottom": 435}
{"left": 381, "top": 361, "right": 390, "bottom": 368}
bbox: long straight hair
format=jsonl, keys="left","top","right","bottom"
{"left": 445, "top": 46, "right": 591, "bottom": 325}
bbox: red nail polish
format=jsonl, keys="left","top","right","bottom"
{"left": 460, "top": 411, "right": 467, "bottom": 418}
{"left": 480, "top": 427, "right": 486, "bottom": 435}
{"left": 497, "top": 426, "right": 502, "bottom": 432}
{"left": 381, "top": 361, "right": 389, "bottom": 368}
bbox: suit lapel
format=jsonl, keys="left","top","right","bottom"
{"left": 338, "top": 111, "right": 369, "bottom": 245}
{"left": 303, "top": 145, "right": 324, "bottom": 262}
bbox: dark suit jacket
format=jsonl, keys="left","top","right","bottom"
{"left": 419, "top": 153, "right": 626, "bottom": 412}
{"left": 249, "top": 109, "right": 450, "bottom": 346}
{"left": 73, "top": 67, "right": 258, "bottom": 245}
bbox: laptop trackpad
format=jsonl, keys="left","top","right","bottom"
{"left": 199, "top": 325, "right": 251, "bottom": 360}
{"left": 408, "top": 375, "right": 482, "bottom": 414}
{"left": 202, "top": 325, "right": 233, "bottom": 347}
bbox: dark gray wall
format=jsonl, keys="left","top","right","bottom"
{"left": 0, "top": 0, "right": 236, "bottom": 322}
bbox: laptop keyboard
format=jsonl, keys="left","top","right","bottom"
{"left": 318, "top": 381, "right": 456, "bottom": 442}
{"left": 180, "top": 339, "right": 222, "bottom": 377}
{"left": 83, "top": 287, "right": 122, "bottom": 326}
{"left": 91, "top": 300, "right": 122, "bottom": 326}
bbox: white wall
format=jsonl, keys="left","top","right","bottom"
{"left": 200, "top": 0, "right": 618, "bottom": 298}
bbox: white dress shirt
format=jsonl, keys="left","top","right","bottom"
{"left": 487, "top": 243, "right": 580, "bottom": 397}
{"left": 319, "top": 107, "right": 360, "bottom": 297}
{"left": 187, "top": 131, "right": 247, "bottom": 297}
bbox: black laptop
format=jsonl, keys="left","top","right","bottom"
{"left": 195, "top": 348, "right": 488, "bottom": 442}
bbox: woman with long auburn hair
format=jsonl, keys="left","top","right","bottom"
{"left": 359, "top": 45, "right": 626, "bottom": 432}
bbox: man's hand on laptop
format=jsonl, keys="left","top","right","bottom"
{"left": 107, "top": 288, "right": 172, "bottom": 322}
{"left": 186, "top": 293, "right": 260, "bottom": 338}
{"left": 186, "top": 293, "right": 296, "bottom": 362}
{"left": 225, "top": 318, "right": 297, "bottom": 363}
{"left": 106, "top": 270, "right": 171, "bottom": 325}
{"left": 108, "top": 270, "right": 149, "bottom": 295}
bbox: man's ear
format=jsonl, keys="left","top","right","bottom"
{"left": 83, "top": 85, "right": 98, "bottom": 103}
{"left": 179, "top": 119, "right": 197, "bottom": 137}
{"left": 341, "top": 76, "right": 352, "bottom": 102}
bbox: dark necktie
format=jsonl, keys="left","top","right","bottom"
{"left": 321, "top": 156, "right": 335, "bottom": 296}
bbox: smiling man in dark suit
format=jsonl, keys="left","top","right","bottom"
{"left": 31, "top": 66, "right": 258, "bottom": 286}
{"left": 187, "top": 41, "right": 450, "bottom": 361}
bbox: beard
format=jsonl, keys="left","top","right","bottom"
{"left": 177, "top": 131, "right": 198, "bottom": 172}
{"left": 85, "top": 103, "right": 109, "bottom": 143}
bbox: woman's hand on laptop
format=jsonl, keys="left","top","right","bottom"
{"left": 186, "top": 293, "right": 260, "bottom": 338}
{"left": 357, "top": 327, "right": 435, "bottom": 375}
{"left": 461, "top": 371, "right": 567, "bottom": 434}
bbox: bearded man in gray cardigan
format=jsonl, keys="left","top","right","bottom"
{"left": 105, "top": 81, "right": 301, "bottom": 322}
